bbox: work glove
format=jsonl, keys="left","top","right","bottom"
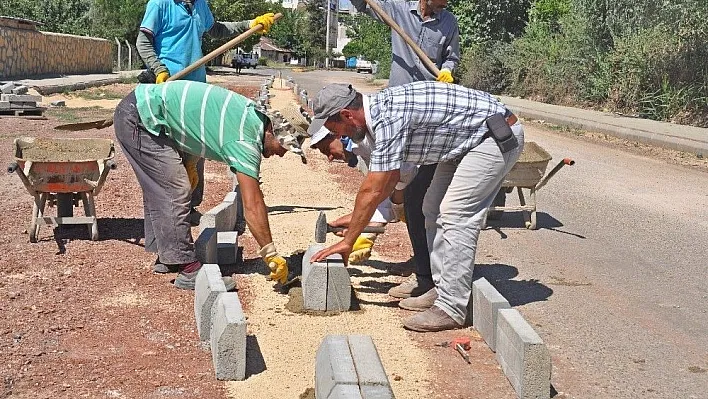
{"left": 348, "top": 233, "right": 377, "bottom": 265}
{"left": 436, "top": 68, "right": 454, "bottom": 83}
{"left": 182, "top": 154, "right": 199, "bottom": 192}
{"left": 156, "top": 71, "right": 170, "bottom": 84}
{"left": 392, "top": 203, "right": 406, "bottom": 224}
{"left": 250, "top": 12, "right": 276, "bottom": 34}
{"left": 259, "top": 242, "right": 288, "bottom": 284}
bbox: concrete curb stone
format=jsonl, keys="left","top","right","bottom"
{"left": 210, "top": 292, "right": 247, "bottom": 381}
{"left": 195, "top": 227, "right": 217, "bottom": 264}
{"left": 193, "top": 264, "right": 226, "bottom": 341}
{"left": 199, "top": 201, "right": 237, "bottom": 233}
{"left": 495, "top": 309, "right": 551, "bottom": 399}
{"left": 217, "top": 231, "right": 239, "bottom": 265}
{"left": 472, "top": 277, "right": 511, "bottom": 352}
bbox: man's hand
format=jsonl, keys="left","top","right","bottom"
{"left": 266, "top": 255, "right": 288, "bottom": 284}
{"left": 250, "top": 12, "right": 276, "bottom": 33}
{"left": 183, "top": 156, "right": 199, "bottom": 192}
{"left": 259, "top": 242, "right": 288, "bottom": 284}
{"left": 312, "top": 240, "right": 353, "bottom": 266}
{"left": 156, "top": 71, "right": 170, "bottom": 84}
{"left": 349, "top": 233, "right": 376, "bottom": 264}
{"left": 437, "top": 68, "right": 454, "bottom": 83}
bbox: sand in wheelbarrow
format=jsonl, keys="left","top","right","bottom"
{"left": 517, "top": 141, "right": 552, "bottom": 163}
{"left": 19, "top": 138, "right": 112, "bottom": 162}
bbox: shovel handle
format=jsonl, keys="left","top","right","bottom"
{"left": 362, "top": 0, "right": 441, "bottom": 77}
{"left": 329, "top": 225, "right": 387, "bottom": 234}
{"left": 168, "top": 13, "right": 283, "bottom": 82}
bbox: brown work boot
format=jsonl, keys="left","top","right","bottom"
{"left": 398, "top": 287, "right": 437, "bottom": 311}
{"left": 388, "top": 273, "right": 435, "bottom": 299}
{"left": 403, "top": 305, "right": 463, "bottom": 332}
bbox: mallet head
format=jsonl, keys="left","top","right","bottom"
{"left": 314, "top": 211, "right": 327, "bottom": 243}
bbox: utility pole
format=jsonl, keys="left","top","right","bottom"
{"left": 325, "top": 0, "right": 331, "bottom": 69}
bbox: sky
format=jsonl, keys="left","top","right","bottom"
{"left": 339, "top": 0, "right": 352, "bottom": 10}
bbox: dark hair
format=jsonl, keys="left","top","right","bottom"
{"left": 327, "top": 92, "right": 363, "bottom": 123}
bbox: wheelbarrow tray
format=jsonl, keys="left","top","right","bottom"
{"left": 10, "top": 137, "right": 116, "bottom": 242}
{"left": 13, "top": 137, "right": 115, "bottom": 194}
{"left": 501, "top": 141, "right": 552, "bottom": 188}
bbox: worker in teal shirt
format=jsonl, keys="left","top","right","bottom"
{"left": 136, "top": 0, "right": 276, "bottom": 227}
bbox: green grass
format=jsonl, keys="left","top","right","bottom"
{"left": 70, "top": 88, "right": 125, "bottom": 101}
{"left": 45, "top": 106, "right": 113, "bottom": 122}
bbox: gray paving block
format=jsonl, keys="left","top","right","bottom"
{"left": 200, "top": 201, "right": 237, "bottom": 233}
{"left": 10, "top": 86, "right": 28, "bottom": 95}
{"left": 223, "top": 190, "right": 238, "bottom": 204}
{"left": 210, "top": 292, "right": 247, "bottom": 381}
{"left": 472, "top": 277, "right": 511, "bottom": 352}
{"left": 217, "top": 231, "right": 239, "bottom": 265}
{"left": 347, "top": 335, "right": 392, "bottom": 396}
{"left": 195, "top": 227, "right": 217, "bottom": 264}
{"left": 329, "top": 385, "right": 364, "bottom": 399}
{"left": 326, "top": 254, "right": 351, "bottom": 312}
{"left": 193, "top": 264, "right": 226, "bottom": 341}
{"left": 1, "top": 94, "right": 41, "bottom": 103}
{"left": 496, "top": 309, "right": 551, "bottom": 399}
{"left": 0, "top": 101, "right": 9, "bottom": 110}
{"left": 316, "top": 335, "right": 358, "bottom": 399}
{"left": 302, "top": 244, "right": 327, "bottom": 311}
{"left": 0, "top": 83, "right": 13, "bottom": 94}
{"left": 50, "top": 100, "right": 66, "bottom": 107}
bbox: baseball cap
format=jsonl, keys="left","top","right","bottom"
{"left": 309, "top": 125, "right": 332, "bottom": 147}
{"left": 307, "top": 83, "right": 357, "bottom": 136}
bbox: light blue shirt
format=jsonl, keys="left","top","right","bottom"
{"left": 140, "top": 0, "right": 215, "bottom": 82}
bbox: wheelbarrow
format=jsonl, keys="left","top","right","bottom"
{"left": 8, "top": 137, "right": 116, "bottom": 242}
{"left": 484, "top": 141, "right": 574, "bottom": 230}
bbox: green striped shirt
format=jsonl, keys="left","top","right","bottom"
{"left": 134, "top": 81, "right": 266, "bottom": 179}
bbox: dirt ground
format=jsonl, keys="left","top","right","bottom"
{"left": 0, "top": 77, "right": 514, "bottom": 399}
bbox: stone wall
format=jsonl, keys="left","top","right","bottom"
{"left": 0, "top": 23, "right": 112, "bottom": 79}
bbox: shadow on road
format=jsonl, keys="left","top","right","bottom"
{"left": 46, "top": 217, "right": 145, "bottom": 254}
{"left": 474, "top": 263, "right": 553, "bottom": 306}
{"left": 245, "top": 335, "right": 267, "bottom": 378}
{"left": 487, "top": 211, "right": 586, "bottom": 239}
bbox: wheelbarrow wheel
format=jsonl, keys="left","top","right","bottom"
{"left": 525, "top": 211, "right": 538, "bottom": 230}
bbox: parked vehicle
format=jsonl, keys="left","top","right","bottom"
{"left": 356, "top": 58, "right": 373, "bottom": 74}
{"left": 231, "top": 53, "right": 258, "bottom": 70}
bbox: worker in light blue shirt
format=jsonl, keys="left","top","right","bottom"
{"left": 135, "top": 0, "right": 276, "bottom": 230}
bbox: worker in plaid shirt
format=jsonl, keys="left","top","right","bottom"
{"left": 309, "top": 81, "right": 524, "bottom": 331}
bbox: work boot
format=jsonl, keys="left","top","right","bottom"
{"left": 152, "top": 257, "right": 179, "bottom": 274}
{"left": 388, "top": 273, "right": 435, "bottom": 299}
{"left": 403, "top": 305, "right": 463, "bottom": 332}
{"left": 173, "top": 262, "right": 237, "bottom": 291}
{"left": 398, "top": 287, "right": 437, "bottom": 311}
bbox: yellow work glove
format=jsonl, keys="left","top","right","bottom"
{"left": 348, "top": 233, "right": 377, "bottom": 265}
{"left": 182, "top": 155, "right": 199, "bottom": 192}
{"left": 259, "top": 243, "right": 288, "bottom": 284}
{"left": 436, "top": 68, "right": 454, "bottom": 83}
{"left": 250, "top": 12, "right": 275, "bottom": 34}
{"left": 156, "top": 71, "right": 170, "bottom": 84}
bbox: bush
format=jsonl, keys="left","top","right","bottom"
{"left": 258, "top": 57, "right": 268, "bottom": 66}
{"left": 458, "top": 41, "right": 511, "bottom": 94}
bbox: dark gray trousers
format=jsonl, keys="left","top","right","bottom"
{"left": 403, "top": 163, "right": 437, "bottom": 277}
{"left": 113, "top": 92, "right": 196, "bottom": 265}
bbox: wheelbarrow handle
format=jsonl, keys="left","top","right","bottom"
{"left": 7, "top": 162, "right": 18, "bottom": 174}
{"left": 534, "top": 157, "right": 575, "bottom": 191}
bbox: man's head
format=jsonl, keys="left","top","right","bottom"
{"left": 309, "top": 126, "right": 353, "bottom": 163}
{"left": 260, "top": 110, "right": 307, "bottom": 163}
{"left": 307, "top": 84, "right": 367, "bottom": 143}
{"left": 422, "top": 0, "right": 448, "bottom": 15}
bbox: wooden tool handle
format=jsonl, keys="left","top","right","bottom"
{"left": 168, "top": 13, "right": 283, "bottom": 82}
{"left": 362, "top": 0, "right": 441, "bottom": 77}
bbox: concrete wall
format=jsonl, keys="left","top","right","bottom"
{"left": 0, "top": 24, "right": 112, "bottom": 79}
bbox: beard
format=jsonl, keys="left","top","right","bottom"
{"left": 348, "top": 126, "right": 368, "bottom": 143}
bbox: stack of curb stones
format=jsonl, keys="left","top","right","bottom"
{"left": 0, "top": 82, "right": 44, "bottom": 116}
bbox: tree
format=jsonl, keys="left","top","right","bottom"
{"left": 448, "top": 0, "right": 531, "bottom": 47}
{"left": 340, "top": 13, "right": 390, "bottom": 63}
{"left": 89, "top": 0, "right": 147, "bottom": 43}
{"left": 1, "top": 0, "right": 93, "bottom": 36}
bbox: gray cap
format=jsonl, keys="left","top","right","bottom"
{"left": 307, "top": 83, "right": 357, "bottom": 136}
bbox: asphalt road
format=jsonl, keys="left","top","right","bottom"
{"left": 254, "top": 68, "right": 708, "bottom": 398}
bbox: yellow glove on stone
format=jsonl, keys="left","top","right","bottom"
{"left": 258, "top": 242, "right": 288, "bottom": 284}
{"left": 436, "top": 68, "right": 454, "bottom": 83}
{"left": 156, "top": 71, "right": 170, "bottom": 84}
{"left": 250, "top": 12, "right": 276, "bottom": 34}
{"left": 348, "top": 233, "right": 377, "bottom": 265}
{"left": 183, "top": 155, "right": 199, "bottom": 192}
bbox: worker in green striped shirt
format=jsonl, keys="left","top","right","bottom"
{"left": 114, "top": 81, "right": 305, "bottom": 290}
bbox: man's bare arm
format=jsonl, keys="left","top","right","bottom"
{"left": 236, "top": 172, "right": 273, "bottom": 248}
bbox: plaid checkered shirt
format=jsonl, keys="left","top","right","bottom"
{"left": 367, "top": 81, "right": 509, "bottom": 172}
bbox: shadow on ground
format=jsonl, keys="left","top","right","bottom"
{"left": 45, "top": 217, "right": 145, "bottom": 254}
{"left": 473, "top": 263, "right": 553, "bottom": 306}
{"left": 486, "top": 211, "right": 586, "bottom": 239}
{"left": 267, "top": 204, "right": 341, "bottom": 216}
{"left": 245, "top": 335, "right": 267, "bottom": 378}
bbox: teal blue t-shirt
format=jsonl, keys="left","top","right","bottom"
{"left": 139, "top": 0, "right": 215, "bottom": 82}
